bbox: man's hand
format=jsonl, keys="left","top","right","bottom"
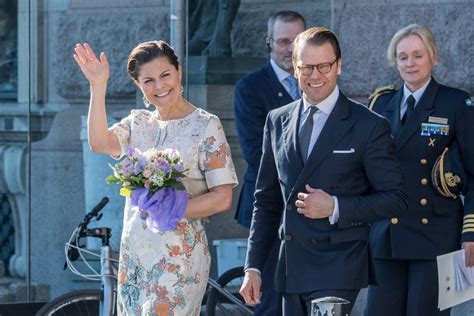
{"left": 295, "top": 184, "right": 334, "bottom": 219}
{"left": 239, "top": 270, "right": 262, "bottom": 306}
{"left": 463, "top": 242, "right": 474, "bottom": 267}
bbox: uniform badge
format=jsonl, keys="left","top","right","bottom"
{"left": 429, "top": 138, "right": 436, "bottom": 147}
{"left": 466, "top": 98, "right": 473, "bottom": 107}
{"left": 428, "top": 116, "right": 448, "bottom": 125}
{"left": 421, "top": 122, "right": 449, "bottom": 136}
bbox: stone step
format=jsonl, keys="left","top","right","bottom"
{"left": 0, "top": 278, "right": 50, "bottom": 303}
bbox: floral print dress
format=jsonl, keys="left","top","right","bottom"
{"left": 110, "top": 108, "right": 238, "bottom": 316}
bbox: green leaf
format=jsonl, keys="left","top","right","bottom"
{"left": 105, "top": 175, "right": 120, "bottom": 184}
{"left": 171, "top": 182, "right": 186, "bottom": 190}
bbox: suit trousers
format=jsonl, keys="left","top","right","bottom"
{"left": 283, "top": 289, "right": 358, "bottom": 316}
{"left": 366, "top": 258, "right": 450, "bottom": 316}
{"left": 253, "top": 237, "right": 282, "bottom": 316}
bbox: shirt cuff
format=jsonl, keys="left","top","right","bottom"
{"left": 328, "top": 196, "right": 339, "bottom": 225}
{"left": 244, "top": 268, "right": 261, "bottom": 274}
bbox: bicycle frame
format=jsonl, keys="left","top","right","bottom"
{"left": 207, "top": 277, "right": 253, "bottom": 314}
{"left": 100, "top": 245, "right": 118, "bottom": 316}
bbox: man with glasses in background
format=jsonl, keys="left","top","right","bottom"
{"left": 234, "top": 10, "right": 305, "bottom": 316}
{"left": 240, "top": 27, "right": 408, "bottom": 315}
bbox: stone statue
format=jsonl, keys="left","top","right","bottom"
{"left": 189, "top": 0, "right": 241, "bottom": 56}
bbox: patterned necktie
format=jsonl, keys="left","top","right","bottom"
{"left": 299, "top": 106, "right": 318, "bottom": 162}
{"left": 402, "top": 94, "right": 415, "bottom": 125}
{"left": 285, "top": 76, "right": 300, "bottom": 100}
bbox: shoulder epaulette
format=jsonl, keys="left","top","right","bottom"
{"left": 368, "top": 84, "right": 396, "bottom": 111}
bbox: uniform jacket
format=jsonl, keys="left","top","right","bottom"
{"left": 245, "top": 92, "right": 407, "bottom": 293}
{"left": 234, "top": 61, "right": 294, "bottom": 228}
{"left": 370, "top": 78, "right": 474, "bottom": 260}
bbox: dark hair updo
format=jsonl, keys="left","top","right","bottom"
{"left": 127, "top": 40, "right": 179, "bottom": 80}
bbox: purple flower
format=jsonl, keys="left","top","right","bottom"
{"left": 154, "top": 157, "right": 171, "bottom": 173}
{"left": 163, "top": 148, "right": 180, "bottom": 160}
{"left": 118, "top": 159, "right": 134, "bottom": 176}
{"left": 133, "top": 156, "right": 148, "bottom": 175}
{"left": 174, "top": 164, "right": 184, "bottom": 173}
{"left": 125, "top": 147, "right": 139, "bottom": 157}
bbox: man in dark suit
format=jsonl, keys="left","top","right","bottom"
{"left": 234, "top": 10, "right": 305, "bottom": 316}
{"left": 240, "top": 27, "right": 408, "bottom": 316}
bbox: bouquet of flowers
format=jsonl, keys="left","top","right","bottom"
{"left": 106, "top": 147, "right": 188, "bottom": 233}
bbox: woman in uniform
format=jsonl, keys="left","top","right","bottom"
{"left": 366, "top": 24, "right": 474, "bottom": 316}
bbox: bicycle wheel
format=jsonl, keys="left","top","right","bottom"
{"left": 206, "top": 266, "right": 253, "bottom": 316}
{"left": 36, "top": 289, "right": 103, "bottom": 316}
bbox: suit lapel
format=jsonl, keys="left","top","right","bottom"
{"left": 396, "top": 79, "right": 438, "bottom": 151}
{"left": 263, "top": 62, "right": 294, "bottom": 107}
{"left": 282, "top": 101, "right": 304, "bottom": 171}
{"left": 290, "top": 94, "right": 355, "bottom": 197}
{"left": 383, "top": 89, "right": 403, "bottom": 140}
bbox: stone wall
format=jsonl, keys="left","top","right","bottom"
{"left": 333, "top": 0, "right": 474, "bottom": 99}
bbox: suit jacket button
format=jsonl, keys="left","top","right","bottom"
{"left": 421, "top": 178, "right": 428, "bottom": 185}
{"left": 287, "top": 205, "right": 292, "bottom": 211}
{"left": 285, "top": 234, "right": 292, "bottom": 241}
{"left": 421, "top": 218, "right": 429, "bottom": 224}
{"left": 420, "top": 198, "right": 428, "bottom": 206}
{"left": 391, "top": 218, "right": 399, "bottom": 224}
{"left": 420, "top": 159, "right": 428, "bottom": 165}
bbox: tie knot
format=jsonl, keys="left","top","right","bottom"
{"left": 307, "top": 106, "right": 318, "bottom": 115}
{"left": 286, "top": 75, "right": 297, "bottom": 85}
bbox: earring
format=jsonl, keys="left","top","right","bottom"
{"left": 180, "top": 86, "right": 184, "bottom": 98}
{"left": 143, "top": 96, "right": 150, "bottom": 108}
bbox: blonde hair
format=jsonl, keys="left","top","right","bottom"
{"left": 387, "top": 24, "right": 438, "bottom": 65}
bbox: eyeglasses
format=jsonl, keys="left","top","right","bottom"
{"left": 297, "top": 59, "right": 338, "bottom": 75}
{"left": 269, "top": 37, "right": 294, "bottom": 48}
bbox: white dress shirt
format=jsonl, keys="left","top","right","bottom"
{"left": 270, "top": 58, "right": 295, "bottom": 97}
{"left": 400, "top": 78, "right": 431, "bottom": 118}
{"left": 300, "top": 87, "right": 340, "bottom": 225}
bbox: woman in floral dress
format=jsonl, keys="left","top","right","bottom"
{"left": 74, "top": 40, "right": 238, "bottom": 315}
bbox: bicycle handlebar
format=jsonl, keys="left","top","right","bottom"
{"left": 90, "top": 197, "right": 109, "bottom": 217}
{"left": 79, "top": 197, "right": 109, "bottom": 231}
{"left": 65, "top": 197, "right": 110, "bottom": 266}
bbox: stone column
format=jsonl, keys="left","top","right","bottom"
{"left": 0, "top": 144, "right": 27, "bottom": 278}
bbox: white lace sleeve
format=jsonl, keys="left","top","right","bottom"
{"left": 109, "top": 112, "right": 133, "bottom": 160}
{"left": 198, "top": 116, "right": 238, "bottom": 189}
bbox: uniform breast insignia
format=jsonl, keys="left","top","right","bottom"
{"left": 368, "top": 84, "right": 396, "bottom": 110}
{"left": 466, "top": 98, "right": 473, "bottom": 107}
{"left": 428, "top": 116, "right": 448, "bottom": 125}
{"left": 431, "top": 144, "right": 465, "bottom": 200}
{"left": 421, "top": 122, "right": 449, "bottom": 136}
{"left": 445, "top": 172, "right": 461, "bottom": 188}
{"left": 429, "top": 138, "right": 436, "bottom": 147}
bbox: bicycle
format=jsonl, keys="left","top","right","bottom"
{"left": 36, "top": 196, "right": 253, "bottom": 316}
{"left": 206, "top": 266, "right": 253, "bottom": 315}
{"left": 36, "top": 197, "right": 117, "bottom": 316}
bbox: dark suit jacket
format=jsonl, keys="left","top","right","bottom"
{"left": 370, "top": 78, "right": 474, "bottom": 260}
{"left": 234, "top": 62, "right": 294, "bottom": 228}
{"left": 245, "top": 91, "right": 407, "bottom": 293}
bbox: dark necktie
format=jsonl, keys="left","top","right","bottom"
{"left": 402, "top": 94, "right": 415, "bottom": 125}
{"left": 285, "top": 76, "right": 300, "bottom": 100}
{"left": 299, "top": 106, "right": 318, "bottom": 162}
